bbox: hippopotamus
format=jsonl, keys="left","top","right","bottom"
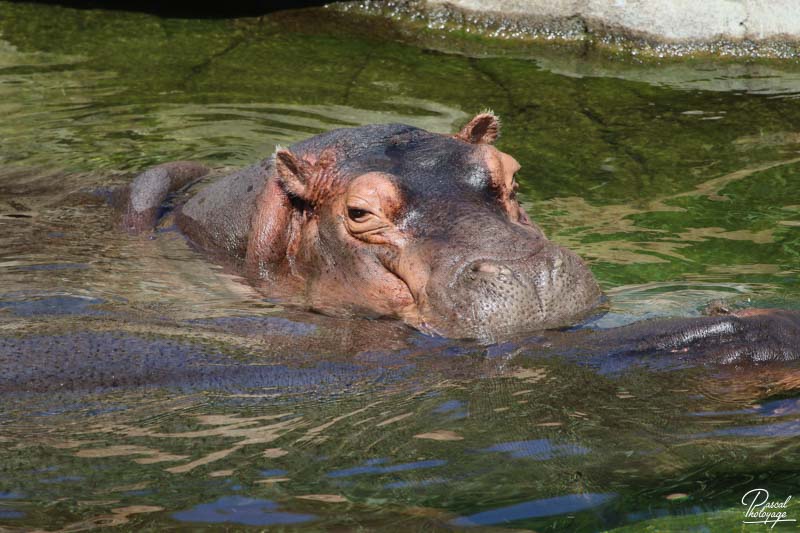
{"left": 117, "top": 113, "right": 800, "bottom": 362}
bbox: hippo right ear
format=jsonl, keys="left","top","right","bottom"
{"left": 456, "top": 112, "right": 500, "bottom": 144}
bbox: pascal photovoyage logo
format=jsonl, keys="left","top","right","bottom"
{"left": 742, "top": 488, "right": 796, "bottom": 528}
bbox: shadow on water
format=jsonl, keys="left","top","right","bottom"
{"left": 16, "top": 0, "right": 330, "bottom": 18}
{"left": 0, "top": 1, "right": 799, "bottom": 531}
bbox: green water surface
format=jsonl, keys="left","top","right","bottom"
{"left": 0, "top": 2, "right": 799, "bottom": 531}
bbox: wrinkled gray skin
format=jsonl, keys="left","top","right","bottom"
{"left": 118, "top": 114, "right": 800, "bottom": 362}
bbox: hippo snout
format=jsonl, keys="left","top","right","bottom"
{"left": 458, "top": 259, "right": 535, "bottom": 320}
{"left": 457, "top": 259, "right": 544, "bottom": 334}
{"left": 423, "top": 245, "right": 603, "bottom": 341}
{"left": 468, "top": 260, "right": 507, "bottom": 276}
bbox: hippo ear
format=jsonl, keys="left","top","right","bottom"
{"left": 456, "top": 112, "right": 500, "bottom": 144}
{"left": 275, "top": 149, "right": 311, "bottom": 199}
{"left": 245, "top": 150, "right": 309, "bottom": 278}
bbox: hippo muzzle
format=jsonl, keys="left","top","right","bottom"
{"left": 401, "top": 207, "right": 602, "bottom": 340}
{"left": 422, "top": 244, "right": 602, "bottom": 340}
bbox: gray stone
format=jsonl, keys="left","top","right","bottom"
{"left": 342, "top": 0, "right": 800, "bottom": 57}
{"left": 426, "top": 0, "right": 800, "bottom": 42}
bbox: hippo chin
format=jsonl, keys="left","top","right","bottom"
{"left": 118, "top": 113, "right": 800, "bottom": 360}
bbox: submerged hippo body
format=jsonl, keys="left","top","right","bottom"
{"left": 120, "top": 113, "right": 800, "bottom": 361}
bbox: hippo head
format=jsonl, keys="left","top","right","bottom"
{"left": 247, "top": 113, "right": 602, "bottom": 341}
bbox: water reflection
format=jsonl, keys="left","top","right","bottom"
{"left": 327, "top": 459, "right": 448, "bottom": 479}
{"left": 0, "top": 294, "right": 105, "bottom": 316}
{"left": 0, "top": 1, "right": 799, "bottom": 531}
{"left": 172, "top": 496, "right": 316, "bottom": 526}
{"left": 694, "top": 420, "right": 800, "bottom": 439}
{"left": 479, "top": 439, "right": 589, "bottom": 460}
{"left": 449, "top": 493, "right": 616, "bottom": 527}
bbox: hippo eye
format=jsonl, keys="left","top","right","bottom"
{"left": 348, "top": 207, "right": 371, "bottom": 222}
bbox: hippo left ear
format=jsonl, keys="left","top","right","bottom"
{"left": 456, "top": 112, "right": 500, "bottom": 145}
{"left": 275, "top": 149, "right": 312, "bottom": 199}
{"left": 275, "top": 148, "right": 338, "bottom": 205}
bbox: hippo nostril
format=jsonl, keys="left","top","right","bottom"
{"left": 471, "top": 261, "right": 501, "bottom": 275}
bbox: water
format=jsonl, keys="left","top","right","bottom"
{"left": 0, "top": 2, "right": 799, "bottom": 531}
